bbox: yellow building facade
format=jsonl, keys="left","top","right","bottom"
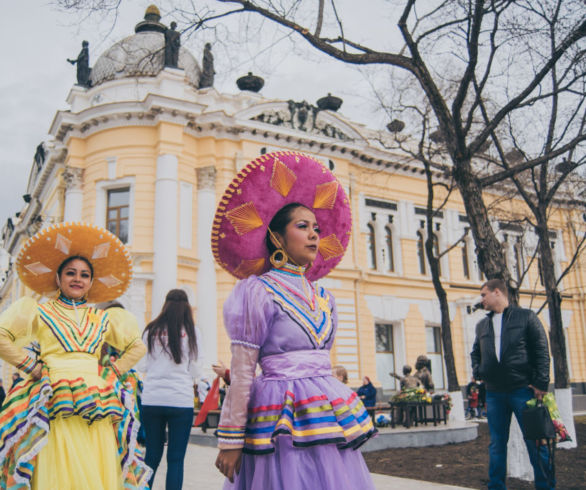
{"left": 1, "top": 9, "right": 585, "bottom": 393}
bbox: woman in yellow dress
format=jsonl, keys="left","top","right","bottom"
{"left": 0, "top": 222, "right": 150, "bottom": 489}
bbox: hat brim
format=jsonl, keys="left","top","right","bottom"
{"left": 211, "top": 151, "right": 352, "bottom": 281}
{"left": 16, "top": 222, "right": 132, "bottom": 303}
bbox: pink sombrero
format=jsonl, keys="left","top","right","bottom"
{"left": 211, "top": 151, "right": 352, "bottom": 281}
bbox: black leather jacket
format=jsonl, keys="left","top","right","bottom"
{"left": 470, "top": 306, "right": 550, "bottom": 392}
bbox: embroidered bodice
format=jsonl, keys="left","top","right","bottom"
{"left": 259, "top": 265, "right": 334, "bottom": 350}
{"left": 38, "top": 295, "right": 109, "bottom": 354}
{"left": 222, "top": 264, "right": 337, "bottom": 358}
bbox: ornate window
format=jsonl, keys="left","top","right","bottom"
{"left": 462, "top": 240, "right": 470, "bottom": 279}
{"left": 513, "top": 237, "right": 524, "bottom": 283}
{"left": 426, "top": 325, "right": 445, "bottom": 390}
{"left": 537, "top": 256, "right": 544, "bottom": 286}
{"left": 367, "top": 223, "right": 377, "bottom": 269}
{"left": 385, "top": 225, "right": 395, "bottom": 272}
{"left": 106, "top": 188, "right": 130, "bottom": 243}
{"left": 432, "top": 233, "right": 441, "bottom": 276}
{"left": 417, "top": 230, "right": 426, "bottom": 274}
{"left": 375, "top": 323, "right": 396, "bottom": 390}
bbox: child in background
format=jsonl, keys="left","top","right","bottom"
{"left": 467, "top": 384, "right": 479, "bottom": 419}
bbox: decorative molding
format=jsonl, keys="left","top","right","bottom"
{"left": 62, "top": 166, "right": 84, "bottom": 190}
{"left": 250, "top": 100, "right": 352, "bottom": 141}
{"left": 196, "top": 166, "right": 217, "bottom": 190}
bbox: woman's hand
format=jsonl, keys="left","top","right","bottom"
{"left": 215, "top": 448, "right": 243, "bottom": 483}
{"left": 30, "top": 363, "right": 42, "bottom": 381}
{"left": 212, "top": 360, "right": 227, "bottom": 378}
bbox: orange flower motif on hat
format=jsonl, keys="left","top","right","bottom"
{"left": 318, "top": 234, "right": 345, "bottom": 261}
{"left": 313, "top": 181, "right": 339, "bottom": 210}
{"left": 16, "top": 222, "right": 132, "bottom": 303}
{"left": 225, "top": 202, "right": 264, "bottom": 236}
{"left": 270, "top": 158, "right": 297, "bottom": 197}
{"left": 234, "top": 258, "right": 266, "bottom": 278}
{"left": 211, "top": 151, "right": 352, "bottom": 281}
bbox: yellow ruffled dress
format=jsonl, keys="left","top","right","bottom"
{"left": 0, "top": 295, "right": 150, "bottom": 490}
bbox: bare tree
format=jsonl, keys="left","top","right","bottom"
{"left": 380, "top": 103, "right": 465, "bottom": 392}
{"left": 472, "top": 1, "right": 586, "bottom": 389}
{"left": 210, "top": 0, "right": 584, "bottom": 298}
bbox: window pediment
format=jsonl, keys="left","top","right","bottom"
{"left": 238, "top": 101, "right": 364, "bottom": 142}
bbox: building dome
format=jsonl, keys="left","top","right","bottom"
{"left": 90, "top": 7, "right": 201, "bottom": 88}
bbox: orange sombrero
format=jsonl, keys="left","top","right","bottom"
{"left": 16, "top": 222, "right": 132, "bottom": 303}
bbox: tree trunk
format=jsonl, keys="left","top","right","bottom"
{"left": 452, "top": 159, "right": 518, "bottom": 303}
{"left": 425, "top": 234, "right": 459, "bottom": 391}
{"left": 423, "top": 161, "right": 459, "bottom": 392}
{"left": 535, "top": 219, "right": 570, "bottom": 388}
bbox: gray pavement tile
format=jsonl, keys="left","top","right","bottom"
{"left": 152, "top": 443, "right": 474, "bottom": 490}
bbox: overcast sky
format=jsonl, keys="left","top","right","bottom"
{"left": 1, "top": 1, "right": 398, "bottom": 231}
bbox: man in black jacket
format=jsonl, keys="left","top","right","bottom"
{"left": 471, "top": 279, "right": 552, "bottom": 489}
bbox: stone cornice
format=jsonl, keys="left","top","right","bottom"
{"left": 4, "top": 144, "right": 67, "bottom": 255}
{"left": 50, "top": 94, "right": 207, "bottom": 142}
{"left": 50, "top": 84, "right": 443, "bottom": 182}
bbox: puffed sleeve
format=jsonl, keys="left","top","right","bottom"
{"left": 104, "top": 307, "right": 147, "bottom": 376}
{"left": 0, "top": 297, "right": 40, "bottom": 374}
{"left": 223, "top": 276, "right": 273, "bottom": 348}
{"left": 217, "top": 276, "right": 274, "bottom": 449}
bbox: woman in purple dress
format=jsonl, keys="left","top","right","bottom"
{"left": 211, "top": 151, "right": 376, "bottom": 489}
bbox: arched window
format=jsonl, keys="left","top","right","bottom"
{"left": 432, "top": 233, "right": 441, "bottom": 276}
{"left": 462, "top": 240, "right": 470, "bottom": 279}
{"left": 514, "top": 237, "right": 524, "bottom": 283}
{"left": 385, "top": 226, "right": 394, "bottom": 272}
{"left": 502, "top": 234, "right": 509, "bottom": 268}
{"left": 417, "top": 230, "right": 426, "bottom": 274}
{"left": 367, "top": 223, "right": 377, "bottom": 269}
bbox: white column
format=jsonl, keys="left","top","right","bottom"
{"left": 196, "top": 166, "right": 217, "bottom": 375}
{"left": 62, "top": 167, "right": 84, "bottom": 222}
{"left": 151, "top": 154, "right": 178, "bottom": 317}
{"left": 119, "top": 274, "right": 151, "bottom": 332}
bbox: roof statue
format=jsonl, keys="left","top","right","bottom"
{"left": 164, "top": 21, "right": 180, "bottom": 68}
{"left": 67, "top": 40, "right": 91, "bottom": 87}
{"left": 199, "top": 43, "right": 215, "bottom": 88}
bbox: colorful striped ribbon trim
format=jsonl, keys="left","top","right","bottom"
{"left": 242, "top": 389, "right": 376, "bottom": 454}
{"left": 0, "top": 368, "right": 151, "bottom": 488}
{"left": 15, "top": 355, "right": 38, "bottom": 374}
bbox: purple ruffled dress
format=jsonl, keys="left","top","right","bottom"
{"left": 217, "top": 265, "right": 376, "bottom": 490}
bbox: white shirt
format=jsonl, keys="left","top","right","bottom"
{"left": 492, "top": 312, "right": 503, "bottom": 361}
{"left": 139, "top": 327, "right": 202, "bottom": 408}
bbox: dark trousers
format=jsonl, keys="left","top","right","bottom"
{"left": 142, "top": 405, "right": 194, "bottom": 490}
{"left": 486, "top": 387, "right": 553, "bottom": 489}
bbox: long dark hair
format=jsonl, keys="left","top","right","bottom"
{"left": 265, "top": 202, "right": 311, "bottom": 254}
{"left": 144, "top": 289, "right": 197, "bottom": 364}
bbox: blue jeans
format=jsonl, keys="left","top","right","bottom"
{"left": 142, "top": 405, "right": 194, "bottom": 490}
{"left": 486, "top": 387, "right": 554, "bottom": 489}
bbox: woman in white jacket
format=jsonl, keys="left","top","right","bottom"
{"left": 141, "top": 289, "right": 199, "bottom": 489}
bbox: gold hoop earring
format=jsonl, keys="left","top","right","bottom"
{"left": 270, "top": 249, "right": 288, "bottom": 268}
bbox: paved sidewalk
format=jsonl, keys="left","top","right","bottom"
{"left": 152, "top": 443, "right": 473, "bottom": 489}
